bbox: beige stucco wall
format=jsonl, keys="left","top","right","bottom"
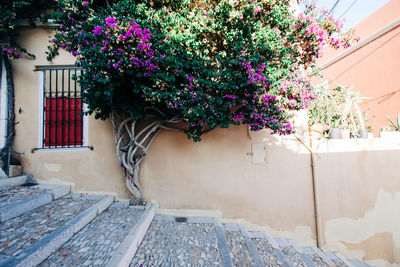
{"left": 141, "top": 123, "right": 315, "bottom": 230}
{"left": 313, "top": 139, "right": 400, "bottom": 266}
{"left": 12, "top": 27, "right": 130, "bottom": 199}
{"left": 11, "top": 27, "right": 400, "bottom": 266}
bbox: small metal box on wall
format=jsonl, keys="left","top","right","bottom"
{"left": 251, "top": 143, "right": 267, "bottom": 164}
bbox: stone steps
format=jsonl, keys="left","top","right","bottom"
{"left": 0, "top": 184, "right": 70, "bottom": 222}
{"left": 250, "top": 231, "right": 291, "bottom": 267}
{"left": 39, "top": 203, "right": 145, "bottom": 266}
{"left": 0, "top": 175, "right": 31, "bottom": 190}
{"left": 0, "top": 193, "right": 114, "bottom": 266}
{"left": 128, "top": 218, "right": 373, "bottom": 267}
{"left": 130, "top": 215, "right": 221, "bottom": 266}
{"left": 223, "top": 223, "right": 258, "bottom": 266}
{"left": 0, "top": 182, "right": 155, "bottom": 267}
{"left": 0, "top": 182, "right": 374, "bottom": 266}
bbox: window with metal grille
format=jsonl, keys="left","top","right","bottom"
{"left": 37, "top": 66, "right": 88, "bottom": 149}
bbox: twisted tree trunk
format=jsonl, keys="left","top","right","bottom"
{"left": 110, "top": 112, "right": 183, "bottom": 204}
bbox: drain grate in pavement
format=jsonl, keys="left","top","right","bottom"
{"left": 175, "top": 216, "right": 187, "bottom": 222}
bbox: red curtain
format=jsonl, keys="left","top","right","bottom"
{"left": 44, "top": 98, "right": 83, "bottom": 147}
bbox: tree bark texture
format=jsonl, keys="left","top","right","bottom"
{"left": 110, "top": 112, "right": 183, "bottom": 204}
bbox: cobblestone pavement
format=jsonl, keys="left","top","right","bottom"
{"left": 330, "top": 254, "right": 348, "bottom": 267}
{"left": 280, "top": 246, "right": 307, "bottom": 267}
{"left": 0, "top": 194, "right": 99, "bottom": 256}
{"left": 130, "top": 219, "right": 221, "bottom": 266}
{"left": 0, "top": 185, "right": 47, "bottom": 208}
{"left": 225, "top": 230, "right": 255, "bottom": 267}
{"left": 311, "top": 254, "right": 328, "bottom": 267}
{"left": 252, "top": 238, "right": 283, "bottom": 267}
{"left": 40, "top": 206, "right": 143, "bottom": 267}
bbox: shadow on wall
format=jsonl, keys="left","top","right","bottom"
{"left": 140, "top": 124, "right": 400, "bottom": 265}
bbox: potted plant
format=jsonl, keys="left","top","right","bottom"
{"left": 309, "top": 83, "right": 370, "bottom": 139}
{"left": 337, "top": 86, "right": 369, "bottom": 139}
{"left": 329, "top": 115, "right": 341, "bottom": 139}
{"left": 380, "top": 113, "right": 400, "bottom": 139}
{"left": 308, "top": 82, "right": 342, "bottom": 139}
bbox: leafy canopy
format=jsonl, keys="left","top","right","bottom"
{"left": 47, "top": 0, "right": 356, "bottom": 141}
{"left": 0, "top": 0, "right": 55, "bottom": 59}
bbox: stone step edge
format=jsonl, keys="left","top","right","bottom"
{"left": 0, "top": 185, "right": 71, "bottom": 222}
{"left": 335, "top": 253, "right": 356, "bottom": 267}
{"left": 259, "top": 235, "right": 291, "bottom": 267}
{"left": 298, "top": 253, "right": 317, "bottom": 267}
{"left": 0, "top": 175, "right": 29, "bottom": 189}
{"left": 153, "top": 214, "right": 214, "bottom": 224}
{"left": 244, "top": 231, "right": 292, "bottom": 267}
{"left": 326, "top": 251, "right": 365, "bottom": 267}
{"left": 2, "top": 195, "right": 114, "bottom": 267}
{"left": 105, "top": 202, "right": 156, "bottom": 267}
{"left": 214, "top": 219, "right": 233, "bottom": 267}
{"left": 309, "top": 246, "right": 336, "bottom": 265}
{"left": 237, "top": 224, "right": 264, "bottom": 267}
{"left": 284, "top": 239, "right": 317, "bottom": 267}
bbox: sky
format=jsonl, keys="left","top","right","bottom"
{"left": 311, "top": 0, "right": 391, "bottom": 30}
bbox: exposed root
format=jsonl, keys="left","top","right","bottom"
{"left": 110, "top": 112, "right": 183, "bottom": 203}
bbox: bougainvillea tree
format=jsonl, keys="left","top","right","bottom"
{"left": 48, "top": 0, "right": 357, "bottom": 202}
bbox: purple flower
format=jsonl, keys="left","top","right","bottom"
{"left": 82, "top": 1, "right": 88, "bottom": 6}
{"left": 125, "top": 31, "right": 133, "bottom": 39}
{"left": 223, "top": 94, "right": 236, "bottom": 100}
{"left": 105, "top": 17, "right": 118, "bottom": 27}
{"left": 92, "top": 26, "right": 103, "bottom": 35}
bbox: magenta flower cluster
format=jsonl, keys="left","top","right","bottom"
{"left": 56, "top": 15, "right": 160, "bottom": 78}
{"left": 236, "top": 59, "right": 296, "bottom": 135}
{"left": 295, "top": 8, "right": 358, "bottom": 60}
{"left": 0, "top": 43, "right": 22, "bottom": 59}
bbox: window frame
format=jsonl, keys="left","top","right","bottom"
{"left": 0, "top": 59, "right": 8, "bottom": 149}
{"left": 37, "top": 65, "right": 89, "bottom": 151}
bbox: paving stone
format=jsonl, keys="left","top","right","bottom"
{"left": 252, "top": 237, "right": 284, "bottom": 267}
{"left": 275, "top": 239, "right": 307, "bottom": 267}
{"left": 130, "top": 217, "right": 221, "bottom": 266}
{"left": 326, "top": 252, "right": 348, "bottom": 267}
{"left": 0, "top": 194, "right": 99, "bottom": 256}
{"left": 40, "top": 206, "right": 143, "bottom": 267}
{"left": 0, "top": 185, "right": 47, "bottom": 208}
{"left": 225, "top": 230, "right": 255, "bottom": 267}
{"left": 310, "top": 254, "right": 328, "bottom": 267}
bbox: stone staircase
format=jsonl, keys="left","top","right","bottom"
{"left": 0, "top": 177, "right": 373, "bottom": 267}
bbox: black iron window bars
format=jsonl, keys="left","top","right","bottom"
{"left": 33, "top": 65, "right": 92, "bottom": 151}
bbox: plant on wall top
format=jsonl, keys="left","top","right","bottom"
{"left": 45, "top": 0, "right": 358, "bottom": 202}
{"left": 387, "top": 113, "right": 400, "bottom": 131}
{"left": 308, "top": 82, "right": 369, "bottom": 134}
